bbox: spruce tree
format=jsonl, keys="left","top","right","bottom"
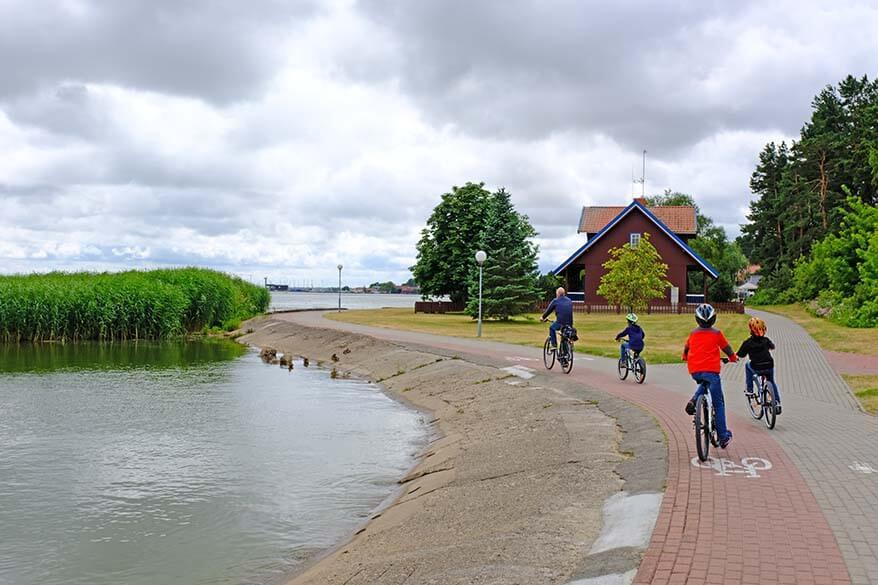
{"left": 464, "top": 188, "right": 540, "bottom": 320}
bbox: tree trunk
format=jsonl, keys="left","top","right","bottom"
{"left": 818, "top": 151, "right": 829, "bottom": 230}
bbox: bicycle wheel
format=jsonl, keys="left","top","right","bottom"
{"left": 543, "top": 338, "right": 555, "bottom": 370}
{"left": 694, "top": 394, "right": 710, "bottom": 462}
{"left": 617, "top": 356, "right": 629, "bottom": 380}
{"left": 709, "top": 406, "right": 720, "bottom": 447}
{"left": 634, "top": 358, "right": 646, "bottom": 384}
{"left": 747, "top": 381, "right": 764, "bottom": 420}
{"left": 561, "top": 341, "right": 574, "bottom": 374}
{"left": 763, "top": 381, "right": 777, "bottom": 429}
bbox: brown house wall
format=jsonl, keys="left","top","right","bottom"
{"left": 563, "top": 210, "right": 699, "bottom": 304}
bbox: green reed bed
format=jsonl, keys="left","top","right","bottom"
{"left": 0, "top": 268, "right": 270, "bottom": 342}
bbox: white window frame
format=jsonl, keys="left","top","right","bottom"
{"left": 630, "top": 232, "right": 641, "bottom": 248}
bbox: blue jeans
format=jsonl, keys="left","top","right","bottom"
{"left": 746, "top": 362, "right": 781, "bottom": 404}
{"left": 619, "top": 342, "right": 641, "bottom": 360}
{"left": 549, "top": 321, "right": 563, "bottom": 347}
{"left": 691, "top": 372, "right": 731, "bottom": 442}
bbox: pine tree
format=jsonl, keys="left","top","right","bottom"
{"left": 741, "top": 75, "right": 878, "bottom": 300}
{"left": 465, "top": 247, "right": 540, "bottom": 320}
{"left": 464, "top": 188, "right": 540, "bottom": 320}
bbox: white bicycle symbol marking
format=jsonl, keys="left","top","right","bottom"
{"left": 849, "top": 461, "right": 877, "bottom": 474}
{"left": 691, "top": 457, "right": 773, "bottom": 478}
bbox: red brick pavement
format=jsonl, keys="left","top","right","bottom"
{"left": 575, "top": 367, "right": 850, "bottom": 585}
{"left": 824, "top": 350, "right": 878, "bottom": 376}
{"left": 278, "top": 312, "right": 852, "bottom": 585}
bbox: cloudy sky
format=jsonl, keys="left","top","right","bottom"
{"left": 2, "top": 1, "right": 876, "bottom": 286}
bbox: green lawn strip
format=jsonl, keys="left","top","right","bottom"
{"left": 756, "top": 304, "right": 878, "bottom": 356}
{"left": 326, "top": 308, "right": 752, "bottom": 364}
{"left": 842, "top": 375, "right": 878, "bottom": 415}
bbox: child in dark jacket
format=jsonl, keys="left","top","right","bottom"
{"left": 738, "top": 317, "right": 782, "bottom": 415}
{"left": 615, "top": 312, "right": 645, "bottom": 361}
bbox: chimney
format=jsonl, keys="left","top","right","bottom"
{"left": 634, "top": 197, "right": 647, "bottom": 206}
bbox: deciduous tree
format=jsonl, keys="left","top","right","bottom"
{"left": 597, "top": 232, "right": 670, "bottom": 311}
{"left": 411, "top": 182, "right": 493, "bottom": 303}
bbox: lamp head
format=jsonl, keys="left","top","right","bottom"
{"left": 337, "top": 264, "right": 343, "bottom": 271}
{"left": 475, "top": 250, "right": 487, "bottom": 265}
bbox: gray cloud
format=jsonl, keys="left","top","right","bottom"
{"left": 351, "top": 0, "right": 875, "bottom": 152}
{"left": 2, "top": 1, "right": 877, "bottom": 283}
{"left": 0, "top": 0, "right": 319, "bottom": 103}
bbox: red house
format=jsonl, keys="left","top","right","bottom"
{"left": 552, "top": 198, "right": 718, "bottom": 304}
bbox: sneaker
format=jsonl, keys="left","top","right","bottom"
{"left": 744, "top": 390, "right": 756, "bottom": 397}
{"left": 549, "top": 345, "right": 557, "bottom": 352}
{"left": 774, "top": 404, "right": 782, "bottom": 415}
{"left": 685, "top": 399, "right": 696, "bottom": 416}
{"left": 719, "top": 433, "right": 733, "bottom": 449}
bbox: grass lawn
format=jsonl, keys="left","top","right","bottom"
{"left": 755, "top": 304, "right": 878, "bottom": 356}
{"left": 842, "top": 375, "right": 878, "bottom": 414}
{"left": 326, "top": 308, "right": 753, "bottom": 364}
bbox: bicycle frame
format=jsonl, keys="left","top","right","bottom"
{"left": 625, "top": 348, "right": 637, "bottom": 369}
{"left": 543, "top": 321, "right": 574, "bottom": 373}
{"left": 702, "top": 385, "right": 714, "bottom": 427}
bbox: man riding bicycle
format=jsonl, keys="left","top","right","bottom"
{"left": 540, "top": 287, "right": 573, "bottom": 351}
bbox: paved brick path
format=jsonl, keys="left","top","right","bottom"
{"left": 276, "top": 310, "right": 877, "bottom": 584}
{"left": 825, "top": 350, "right": 878, "bottom": 376}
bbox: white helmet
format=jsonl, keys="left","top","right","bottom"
{"left": 695, "top": 303, "right": 716, "bottom": 328}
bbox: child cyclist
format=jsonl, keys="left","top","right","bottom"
{"left": 683, "top": 304, "right": 738, "bottom": 448}
{"left": 738, "top": 317, "right": 782, "bottom": 415}
{"left": 615, "top": 313, "right": 645, "bottom": 362}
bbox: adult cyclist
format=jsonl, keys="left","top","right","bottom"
{"left": 540, "top": 287, "right": 573, "bottom": 351}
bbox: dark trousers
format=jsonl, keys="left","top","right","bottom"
{"left": 746, "top": 362, "right": 781, "bottom": 404}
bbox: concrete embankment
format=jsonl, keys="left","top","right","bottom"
{"left": 239, "top": 315, "right": 665, "bottom": 585}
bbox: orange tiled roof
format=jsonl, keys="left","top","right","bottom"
{"left": 578, "top": 204, "right": 697, "bottom": 235}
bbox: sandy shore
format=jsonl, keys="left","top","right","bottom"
{"left": 239, "top": 315, "right": 665, "bottom": 585}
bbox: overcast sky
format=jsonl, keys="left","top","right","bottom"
{"left": 2, "top": 1, "right": 876, "bottom": 285}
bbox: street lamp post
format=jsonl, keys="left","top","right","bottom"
{"left": 337, "top": 264, "right": 343, "bottom": 312}
{"left": 475, "top": 250, "right": 487, "bottom": 337}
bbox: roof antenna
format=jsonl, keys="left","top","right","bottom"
{"left": 631, "top": 164, "right": 636, "bottom": 196}
{"left": 633, "top": 149, "right": 647, "bottom": 199}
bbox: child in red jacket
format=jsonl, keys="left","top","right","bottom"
{"left": 683, "top": 304, "right": 738, "bottom": 448}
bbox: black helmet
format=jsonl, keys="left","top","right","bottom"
{"left": 695, "top": 303, "right": 716, "bottom": 328}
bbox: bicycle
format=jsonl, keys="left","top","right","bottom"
{"left": 693, "top": 358, "right": 729, "bottom": 462}
{"left": 746, "top": 370, "right": 778, "bottom": 430}
{"left": 542, "top": 323, "right": 574, "bottom": 374}
{"left": 617, "top": 341, "right": 646, "bottom": 384}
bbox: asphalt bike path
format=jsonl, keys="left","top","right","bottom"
{"left": 277, "top": 310, "right": 872, "bottom": 585}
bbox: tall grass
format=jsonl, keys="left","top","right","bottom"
{"left": 0, "top": 268, "right": 270, "bottom": 342}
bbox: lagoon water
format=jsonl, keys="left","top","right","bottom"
{"left": 0, "top": 341, "right": 425, "bottom": 585}
{"left": 269, "top": 291, "right": 421, "bottom": 312}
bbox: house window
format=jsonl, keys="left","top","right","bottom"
{"left": 630, "top": 233, "right": 641, "bottom": 248}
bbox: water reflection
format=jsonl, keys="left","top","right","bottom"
{"left": 0, "top": 342, "right": 425, "bottom": 585}
{"left": 0, "top": 339, "right": 246, "bottom": 373}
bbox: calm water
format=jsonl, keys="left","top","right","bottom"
{"left": 269, "top": 292, "right": 423, "bottom": 311}
{"left": 0, "top": 341, "right": 425, "bottom": 585}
